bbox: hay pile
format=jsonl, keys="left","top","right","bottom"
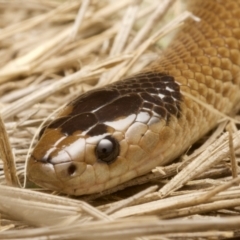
{"left": 0, "top": 0, "right": 240, "bottom": 239}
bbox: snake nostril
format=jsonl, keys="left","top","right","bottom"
{"left": 68, "top": 164, "right": 77, "bottom": 176}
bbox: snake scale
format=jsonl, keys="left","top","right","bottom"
{"left": 27, "top": 0, "right": 240, "bottom": 195}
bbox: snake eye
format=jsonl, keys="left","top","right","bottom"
{"left": 95, "top": 136, "right": 119, "bottom": 163}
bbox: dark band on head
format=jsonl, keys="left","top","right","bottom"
{"left": 43, "top": 72, "right": 182, "bottom": 136}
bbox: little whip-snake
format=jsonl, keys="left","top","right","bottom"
{"left": 27, "top": 0, "right": 240, "bottom": 195}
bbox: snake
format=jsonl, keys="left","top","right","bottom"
{"left": 27, "top": 0, "right": 240, "bottom": 196}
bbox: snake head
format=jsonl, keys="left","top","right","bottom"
{"left": 27, "top": 72, "right": 181, "bottom": 195}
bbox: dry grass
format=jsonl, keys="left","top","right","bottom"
{"left": 0, "top": 0, "right": 240, "bottom": 239}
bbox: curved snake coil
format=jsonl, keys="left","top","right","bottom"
{"left": 27, "top": 0, "right": 240, "bottom": 195}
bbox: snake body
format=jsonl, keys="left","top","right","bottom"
{"left": 27, "top": 0, "right": 240, "bottom": 195}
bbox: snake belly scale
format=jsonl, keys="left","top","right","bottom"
{"left": 27, "top": 0, "right": 240, "bottom": 195}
